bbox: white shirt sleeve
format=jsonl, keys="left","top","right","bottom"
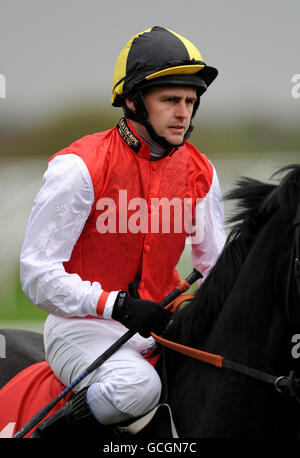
{"left": 20, "top": 154, "right": 118, "bottom": 318}
{"left": 191, "top": 164, "right": 226, "bottom": 284}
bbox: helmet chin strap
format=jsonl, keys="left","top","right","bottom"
{"left": 125, "top": 90, "right": 197, "bottom": 153}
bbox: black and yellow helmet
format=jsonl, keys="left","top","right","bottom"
{"left": 111, "top": 26, "right": 218, "bottom": 107}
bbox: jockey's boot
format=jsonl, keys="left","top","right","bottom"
{"left": 31, "top": 387, "right": 119, "bottom": 440}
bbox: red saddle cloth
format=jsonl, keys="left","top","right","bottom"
{"left": 0, "top": 361, "right": 72, "bottom": 438}
{"left": 0, "top": 350, "right": 160, "bottom": 438}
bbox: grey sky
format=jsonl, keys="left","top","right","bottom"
{"left": 1, "top": 0, "right": 299, "bottom": 125}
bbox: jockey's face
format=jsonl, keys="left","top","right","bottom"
{"left": 126, "top": 86, "right": 197, "bottom": 146}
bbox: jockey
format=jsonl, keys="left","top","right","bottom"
{"left": 20, "top": 26, "right": 226, "bottom": 438}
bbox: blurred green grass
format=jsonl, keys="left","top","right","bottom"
{"left": 0, "top": 254, "right": 197, "bottom": 325}
{"left": 1, "top": 104, "right": 300, "bottom": 159}
{"left": 0, "top": 269, "right": 48, "bottom": 322}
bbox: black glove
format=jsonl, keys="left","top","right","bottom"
{"left": 112, "top": 291, "right": 172, "bottom": 338}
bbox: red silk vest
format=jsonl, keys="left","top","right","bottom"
{"left": 49, "top": 118, "right": 213, "bottom": 303}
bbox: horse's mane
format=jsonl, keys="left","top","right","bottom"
{"left": 165, "top": 164, "right": 300, "bottom": 348}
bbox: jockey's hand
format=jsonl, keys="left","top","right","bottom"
{"left": 112, "top": 291, "right": 172, "bottom": 338}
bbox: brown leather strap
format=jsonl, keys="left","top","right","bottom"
{"left": 165, "top": 294, "right": 195, "bottom": 313}
{"left": 153, "top": 292, "right": 224, "bottom": 367}
{"left": 151, "top": 332, "right": 224, "bottom": 368}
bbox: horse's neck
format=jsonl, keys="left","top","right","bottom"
{"left": 168, "top": 210, "right": 295, "bottom": 437}
{"left": 209, "top": 210, "right": 289, "bottom": 368}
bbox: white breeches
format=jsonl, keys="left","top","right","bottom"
{"left": 43, "top": 314, "right": 162, "bottom": 425}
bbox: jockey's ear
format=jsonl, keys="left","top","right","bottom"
{"left": 124, "top": 96, "right": 135, "bottom": 112}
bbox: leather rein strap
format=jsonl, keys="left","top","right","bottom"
{"left": 151, "top": 331, "right": 300, "bottom": 400}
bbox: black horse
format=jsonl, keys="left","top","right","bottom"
{"left": 164, "top": 163, "right": 300, "bottom": 437}
{"left": 1, "top": 164, "right": 300, "bottom": 438}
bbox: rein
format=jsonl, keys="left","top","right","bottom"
{"left": 152, "top": 330, "right": 300, "bottom": 399}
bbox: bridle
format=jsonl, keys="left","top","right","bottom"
{"left": 152, "top": 200, "right": 300, "bottom": 402}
